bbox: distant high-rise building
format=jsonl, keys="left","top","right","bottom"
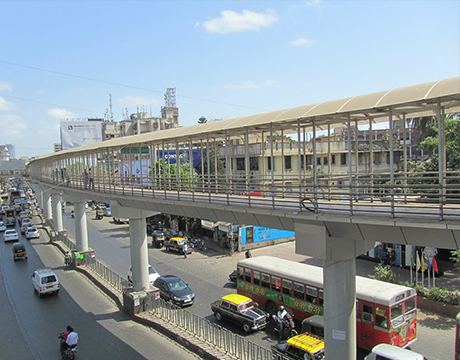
{"left": 0, "top": 144, "right": 15, "bottom": 159}
{"left": 54, "top": 143, "right": 62, "bottom": 152}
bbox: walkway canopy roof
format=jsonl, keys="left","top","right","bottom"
{"left": 37, "top": 76, "right": 460, "bottom": 160}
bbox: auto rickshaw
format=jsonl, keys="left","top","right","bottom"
{"left": 152, "top": 231, "right": 165, "bottom": 248}
{"left": 12, "top": 242, "right": 27, "bottom": 260}
{"left": 96, "top": 209, "right": 104, "bottom": 220}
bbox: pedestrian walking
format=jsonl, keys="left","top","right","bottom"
{"left": 245, "top": 249, "right": 252, "bottom": 258}
{"left": 83, "top": 169, "right": 88, "bottom": 189}
{"left": 183, "top": 243, "right": 188, "bottom": 258}
{"left": 88, "top": 167, "right": 94, "bottom": 190}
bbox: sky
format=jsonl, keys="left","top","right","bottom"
{"left": 0, "top": 0, "right": 459, "bottom": 158}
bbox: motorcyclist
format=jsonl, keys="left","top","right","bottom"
{"left": 275, "top": 306, "right": 294, "bottom": 339}
{"left": 70, "top": 210, "right": 75, "bottom": 218}
{"left": 58, "top": 326, "right": 71, "bottom": 353}
{"left": 65, "top": 326, "right": 78, "bottom": 352}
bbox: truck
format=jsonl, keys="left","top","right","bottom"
{"left": 4, "top": 209, "right": 16, "bottom": 227}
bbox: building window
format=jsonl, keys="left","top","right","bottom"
{"left": 317, "top": 157, "right": 321, "bottom": 165}
{"left": 267, "top": 157, "right": 275, "bottom": 171}
{"left": 285, "top": 156, "right": 292, "bottom": 170}
{"left": 331, "top": 154, "right": 336, "bottom": 165}
{"left": 250, "top": 157, "right": 259, "bottom": 171}
{"left": 374, "top": 153, "right": 381, "bottom": 165}
{"left": 323, "top": 157, "right": 328, "bottom": 165}
{"left": 386, "top": 152, "right": 391, "bottom": 164}
{"left": 341, "top": 153, "right": 347, "bottom": 165}
{"left": 236, "top": 158, "right": 245, "bottom": 171}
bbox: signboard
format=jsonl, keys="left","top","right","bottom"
{"left": 157, "top": 149, "right": 202, "bottom": 170}
{"left": 239, "top": 226, "right": 296, "bottom": 245}
{"left": 61, "top": 121, "right": 102, "bottom": 149}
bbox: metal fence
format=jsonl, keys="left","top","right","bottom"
{"left": 83, "top": 256, "right": 130, "bottom": 293}
{"left": 144, "top": 293, "right": 273, "bottom": 360}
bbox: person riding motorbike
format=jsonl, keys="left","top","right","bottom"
{"left": 274, "top": 306, "right": 295, "bottom": 339}
{"left": 59, "top": 325, "right": 78, "bottom": 354}
{"left": 70, "top": 210, "right": 75, "bottom": 218}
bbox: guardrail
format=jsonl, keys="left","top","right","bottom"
{"left": 84, "top": 256, "right": 130, "bottom": 293}
{"left": 144, "top": 293, "right": 273, "bottom": 360}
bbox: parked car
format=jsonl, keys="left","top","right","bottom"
{"left": 364, "top": 344, "right": 425, "bottom": 360}
{"left": 210, "top": 294, "right": 269, "bottom": 333}
{"left": 25, "top": 226, "right": 40, "bottom": 239}
{"left": 12, "top": 242, "right": 27, "bottom": 260}
{"left": 128, "top": 265, "right": 160, "bottom": 284}
{"left": 4, "top": 229, "right": 19, "bottom": 242}
{"left": 0, "top": 221, "right": 6, "bottom": 232}
{"left": 154, "top": 275, "right": 195, "bottom": 307}
{"left": 31, "top": 268, "right": 60, "bottom": 297}
{"left": 103, "top": 206, "right": 111, "bottom": 217}
{"left": 164, "top": 237, "right": 193, "bottom": 255}
{"left": 271, "top": 332, "right": 325, "bottom": 360}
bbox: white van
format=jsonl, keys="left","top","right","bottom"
{"left": 31, "top": 268, "right": 60, "bottom": 297}
{"left": 364, "top": 344, "right": 425, "bottom": 360}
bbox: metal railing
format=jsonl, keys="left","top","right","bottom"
{"left": 82, "top": 256, "right": 130, "bottom": 293}
{"left": 144, "top": 293, "right": 273, "bottom": 360}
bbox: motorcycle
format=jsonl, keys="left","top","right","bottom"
{"left": 59, "top": 333, "right": 77, "bottom": 359}
{"left": 272, "top": 314, "right": 297, "bottom": 340}
{"left": 189, "top": 236, "right": 207, "bottom": 252}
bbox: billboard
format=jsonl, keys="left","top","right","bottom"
{"left": 61, "top": 121, "right": 102, "bottom": 149}
{"left": 239, "top": 226, "right": 295, "bottom": 245}
{"left": 157, "top": 149, "right": 202, "bottom": 170}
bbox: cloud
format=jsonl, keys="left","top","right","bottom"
{"left": 0, "top": 96, "right": 16, "bottom": 111}
{"left": 38, "top": 119, "right": 60, "bottom": 135}
{"left": 224, "top": 79, "right": 277, "bottom": 90}
{"left": 287, "top": 37, "right": 315, "bottom": 46}
{"left": 0, "top": 114, "right": 27, "bottom": 137}
{"left": 0, "top": 81, "right": 13, "bottom": 91}
{"left": 47, "top": 108, "right": 78, "bottom": 120}
{"left": 118, "top": 95, "right": 161, "bottom": 107}
{"left": 198, "top": 9, "right": 278, "bottom": 34}
{"left": 305, "top": 0, "right": 321, "bottom": 5}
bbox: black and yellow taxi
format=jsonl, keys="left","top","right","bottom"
{"left": 164, "top": 237, "right": 193, "bottom": 254}
{"left": 272, "top": 332, "right": 325, "bottom": 360}
{"left": 12, "top": 242, "right": 27, "bottom": 260}
{"left": 210, "top": 294, "right": 269, "bottom": 333}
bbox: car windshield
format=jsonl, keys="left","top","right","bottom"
{"left": 167, "top": 279, "right": 187, "bottom": 291}
{"left": 238, "top": 301, "right": 255, "bottom": 311}
{"left": 148, "top": 267, "right": 158, "bottom": 275}
{"left": 28, "top": 228, "right": 37, "bottom": 232}
{"left": 177, "top": 240, "right": 186, "bottom": 245}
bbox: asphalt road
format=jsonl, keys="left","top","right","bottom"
{"left": 0, "top": 212, "right": 202, "bottom": 360}
{"left": 62, "top": 205, "right": 456, "bottom": 360}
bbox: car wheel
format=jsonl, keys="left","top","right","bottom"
{"left": 215, "top": 312, "right": 222, "bottom": 321}
{"left": 242, "top": 322, "right": 252, "bottom": 333}
{"left": 55, "top": 290, "right": 60, "bottom": 295}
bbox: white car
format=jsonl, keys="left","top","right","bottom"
{"left": 4, "top": 229, "right": 19, "bottom": 242}
{"left": 0, "top": 221, "right": 6, "bottom": 232}
{"left": 25, "top": 227, "right": 40, "bottom": 239}
{"left": 128, "top": 265, "right": 160, "bottom": 284}
{"left": 31, "top": 268, "right": 60, "bottom": 297}
{"left": 364, "top": 344, "right": 425, "bottom": 360}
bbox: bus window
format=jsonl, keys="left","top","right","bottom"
{"left": 363, "top": 304, "right": 373, "bottom": 323}
{"left": 375, "top": 307, "right": 388, "bottom": 329}
{"left": 391, "top": 303, "right": 404, "bottom": 327}
{"left": 237, "top": 266, "right": 244, "bottom": 280}
{"left": 282, "top": 279, "right": 292, "bottom": 296}
{"left": 293, "top": 282, "right": 304, "bottom": 300}
{"left": 245, "top": 268, "right": 252, "bottom": 282}
{"left": 271, "top": 276, "right": 281, "bottom": 292}
{"left": 319, "top": 290, "right": 324, "bottom": 306}
{"left": 405, "top": 297, "right": 416, "bottom": 318}
{"left": 253, "top": 271, "right": 260, "bottom": 286}
{"left": 306, "top": 286, "right": 317, "bottom": 304}
{"left": 261, "top": 273, "right": 270, "bottom": 289}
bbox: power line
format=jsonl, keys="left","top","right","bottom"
{"left": 0, "top": 60, "right": 268, "bottom": 112}
{"left": 1, "top": 94, "right": 99, "bottom": 113}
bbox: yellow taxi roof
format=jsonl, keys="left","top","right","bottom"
{"left": 170, "top": 237, "right": 186, "bottom": 242}
{"left": 222, "top": 294, "right": 252, "bottom": 305}
{"left": 287, "top": 333, "right": 325, "bottom": 353}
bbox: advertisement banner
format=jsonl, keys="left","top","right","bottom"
{"left": 239, "top": 226, "right": 296, "bottom": 245}
{"left": 61, "top": 121, "right": 102, "bottom": 149}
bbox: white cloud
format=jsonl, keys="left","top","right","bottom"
{"left": 198, "top": 9, "right": 278, "bottom": 34}
{"left": 224, "top": 79, "right": 277, "bottom": 90}
{"left": 38, "top": 119, "right": 60, "bottom": 135}
{"left": 287, "top": 37, "right": 315, "bottom": 46}
{"left": 0, "top": 96, "right": 16, "bottom": 111}
{"left": 305, "top": 0, "right": 321, "bottom": 6}
{"left": 0, "top": 114, "right": 27, "bottom": 137}
{"left": 47, "top": 108, "right": 78, "bottom": 120}
{"left": 0, "top": 81, "right": 13, "bottom": 91}
{"left": 118, "top": 95, "right": 161, "bottom": 107}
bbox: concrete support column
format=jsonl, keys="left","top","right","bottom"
{"left": 51, "top": 193, "right": 63, "bottom": 231}
{"left": 74, "top": 201, "right": 88, "bottom": 252}
{"left": 129, "top": 217, "right": 150, "bottom": 291}
{"left": 323, "top": 258, "right": 356, "bottom": 360}
{"left": 44, "top": 192, "right": 52, "bottom": 220}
